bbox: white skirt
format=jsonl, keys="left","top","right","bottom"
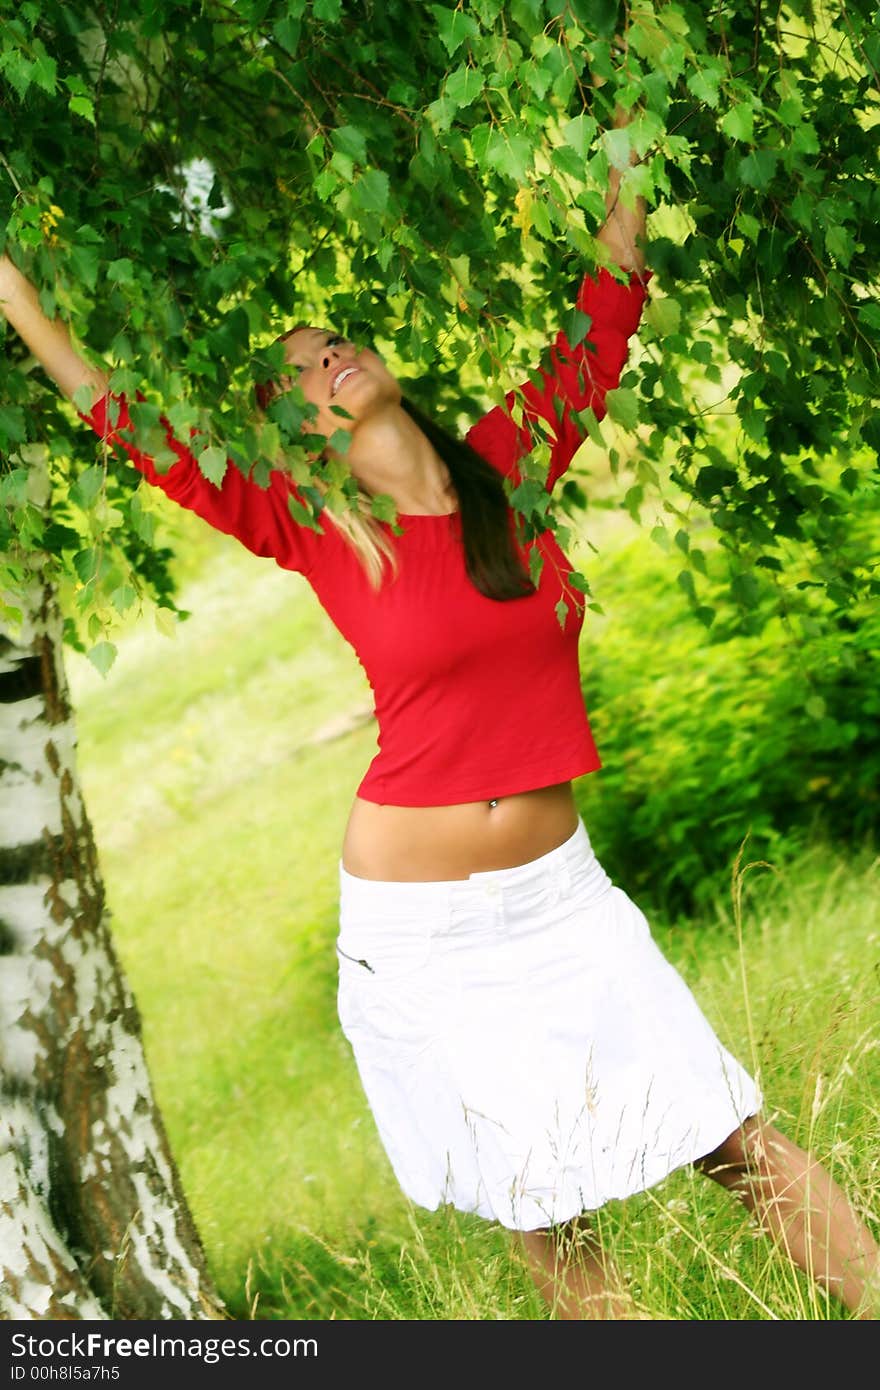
{"left": 336, "top": 819, "right": 762, "bottom": 1232}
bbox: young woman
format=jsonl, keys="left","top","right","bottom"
{"left": 2, "top": 124, "right": 878, "bottom": 1321}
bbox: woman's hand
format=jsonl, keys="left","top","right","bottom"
{"left": 0, "top": 252, "right": 109, "bottom": 405}
{"left": 591, "top": 33, "right": 648, "bottom": 276}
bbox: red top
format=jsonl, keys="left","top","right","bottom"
{"left": 85, "top": 268, "right": 650, "bottom": 806}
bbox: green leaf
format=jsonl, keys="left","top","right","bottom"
{"left": 72, "top": 384, "right": 96, "bottom": 415}
{"left": 448, "top": 254, "right": 470, "bottom": 286}
{"left": 314, "top": 168, "right": 339, "bottom": 199}
{"left": 122, "top": 489, "right": 152, "bottom": 545}
{"left": 738, "top": 150, "right": 778, "bottom": 189}
{"left": 73, "top": 548, "right": 98, "bottom": 585}
{"left": 790, "top": 122, "right": 819, "bottom": 155}
{"left": 0, "top": 466, "right": 30, "bottom": 508}
{"left": 826, "top": 224, "right": 855, "bottom": 266}
{"left": 687, "top": 68, "right": 721, "bottom": 108}
{"left": 0, "top": 406, "right": 27, "bottom": 445}
{"left": 110, "top": 584, "right": 138, "bottom": 615}
{"left": 326, "top": 429, "right": 351, "bottom": 455}
{"left": 69, "top": 243, "right": 100, "bottom": 290}
{"left": 645, "top": 297, "right": 681, "bottom": 335}
{"left": 273, "top": 14, "right": 302, "bottom": 51}
{"left": 471, "top": 125, "right": 532, "bottom": 182}
{"left": 577, "top": 406, "right": 606, "bottom": 449}
{"left": 87, "top": 641, "right": 117, "bottom": 677}
{"left": 432, "top": 4, "right": 479, "bottom": 56}
{"left": 527, "top": 545, "right": 544, "bottom": 587}
{"left": 352, "top": 168, "right": 390, "bottom": 215}
{"left": 509, "top": 476, "right": 551, "bottom": 519}
{"left": 288, "top": 494, "right": 323, "bottom": 533}
{"left": 554, "top": 596, "right": 569, "bottom": 629}
{"left": 128, "top": 399, "right": 162, "bottom": 433}
{"left": 650, "top": 524, "right": 670, "bottom": 551}
{"left": 69, "top": 94, "right": 95, "bottom": 124}
{"left": 2, "top": 54, "right": 33, "bottom": 99}
{"left": 562, "top": 113, "right": 597, "bottom": 161}
{"left": 71, "top": 464, "right": 104, "bottom": 510}
{"left": 602, "top": 126, "right": 632, "bottom": 172}
{"left": 332, "top": 125, "right": 367, "bottom": 164}
{"left": 445, "top": 64, "right": 483, "bottom": 108}
{"left": 857, "top": 302, "right": 880, "bottom": 334}
{"left": 731, "top": 572, "right": 761, "bottom": 609}
{"left": 604, "top": 388, "right": 639, "bottom": 432}
{"left": 107, "top": 258, "right": 134, "bottom": 285}
{"left": 677, "top": 569, "right": 696, "bottom": 600}
{"left": 32, "top": 54, "right": 58, "bottom": 94}
{"left": 565, "top": 307, "right": 592, "bottom": 348}
{"left": 720, "top": 104, "right": 754, "bottom": 143}
{"left": 735, "top": 212, "right": 761, "bottom": 243}
{"left": 370, "top": 493, "right": 399, "bottom": 523}
{"left": 197, "top": 446, "right": 228, "bottom": 487}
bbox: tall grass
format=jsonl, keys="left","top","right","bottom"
{"left": 68, "top": 510, "right": 879, "bottom": 1320}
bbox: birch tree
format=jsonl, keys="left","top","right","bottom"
{"left": 0, "top": 465, "right": 225, "bottom": 1319}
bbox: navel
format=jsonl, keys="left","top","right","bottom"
{"left": 488, "top": 798, "right": 499, "bottom": 809}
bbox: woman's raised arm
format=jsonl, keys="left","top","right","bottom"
{"left": 0, "top": 252, "right": 322, "bottom": 577}
{"left": 590, "top": 26, "right": 647, "bottom": 277}
{"left": 0, "top": 252, "right": 109, "bottom": 404}
{"left": 595, "top": 106, "right": 648, "bottom": 276}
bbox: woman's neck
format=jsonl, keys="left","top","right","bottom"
{"left": 342, "top": 403, "right": 456, "bottom": 514}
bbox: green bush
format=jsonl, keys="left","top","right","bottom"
{"left": 576, "top": 534, "right": 880, "bottom": 915}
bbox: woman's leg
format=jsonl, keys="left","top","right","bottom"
{"left": 695, "top": 1115, "right": 880, "bottom": 1318}
{"left": 519, "top": 1215, "right": 645, "bottom": 1320}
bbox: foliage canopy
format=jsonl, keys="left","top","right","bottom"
{"left": 1, "top": 0, "right": 878, "bottom": 667}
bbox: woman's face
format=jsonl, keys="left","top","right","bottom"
{"left": 279, "top": 328, "right": 401, "bottom": 441}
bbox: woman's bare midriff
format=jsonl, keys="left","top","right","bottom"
{"left": 341, "top": 782, "right": 579, "bottom": 881}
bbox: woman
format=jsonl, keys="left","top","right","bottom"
{"left": 2, "top": 121, "right": 878, "bottom": 1321}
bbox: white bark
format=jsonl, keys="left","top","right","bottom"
{"left": 0, "top": 559, "right": 225, "bottom": 1320}
{"left": 0, "top": 1111, "right": 106, "bottom": 1320}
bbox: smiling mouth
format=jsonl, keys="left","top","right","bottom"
{"left": 331, "top": 366, "right": 359, "bottom": 396}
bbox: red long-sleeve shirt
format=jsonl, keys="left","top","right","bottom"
{"left": 85, "top": 268, "right": 650, "bottom": 805}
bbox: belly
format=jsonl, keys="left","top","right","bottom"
{"left": 341, "top": 782, "right": 579, "bottom": 881}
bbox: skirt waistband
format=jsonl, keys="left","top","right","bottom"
{"left": 338, "top": 817, "right": 612, "bottom": 920}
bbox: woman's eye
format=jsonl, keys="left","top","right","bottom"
{"left": 326, "top": 333, "right": 346, "bottom": 347}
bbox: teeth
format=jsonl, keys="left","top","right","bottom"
{"left": 332, "top": 367, "right": 357, "bottom": 396}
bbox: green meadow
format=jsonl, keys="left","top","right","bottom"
{"left": 67, "top": 500, "right": 880, "bottom": 1321}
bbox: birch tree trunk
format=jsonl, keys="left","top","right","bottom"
{"left": 0, "top": 539, "right": 226, "bottom": 1318}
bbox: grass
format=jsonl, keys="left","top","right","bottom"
{"left": 67, "top": 507, "right": 880, "bottom": 1320}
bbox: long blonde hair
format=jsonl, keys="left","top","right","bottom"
{"left": 311, "top": 475, "right": 399, "bottom": 588}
